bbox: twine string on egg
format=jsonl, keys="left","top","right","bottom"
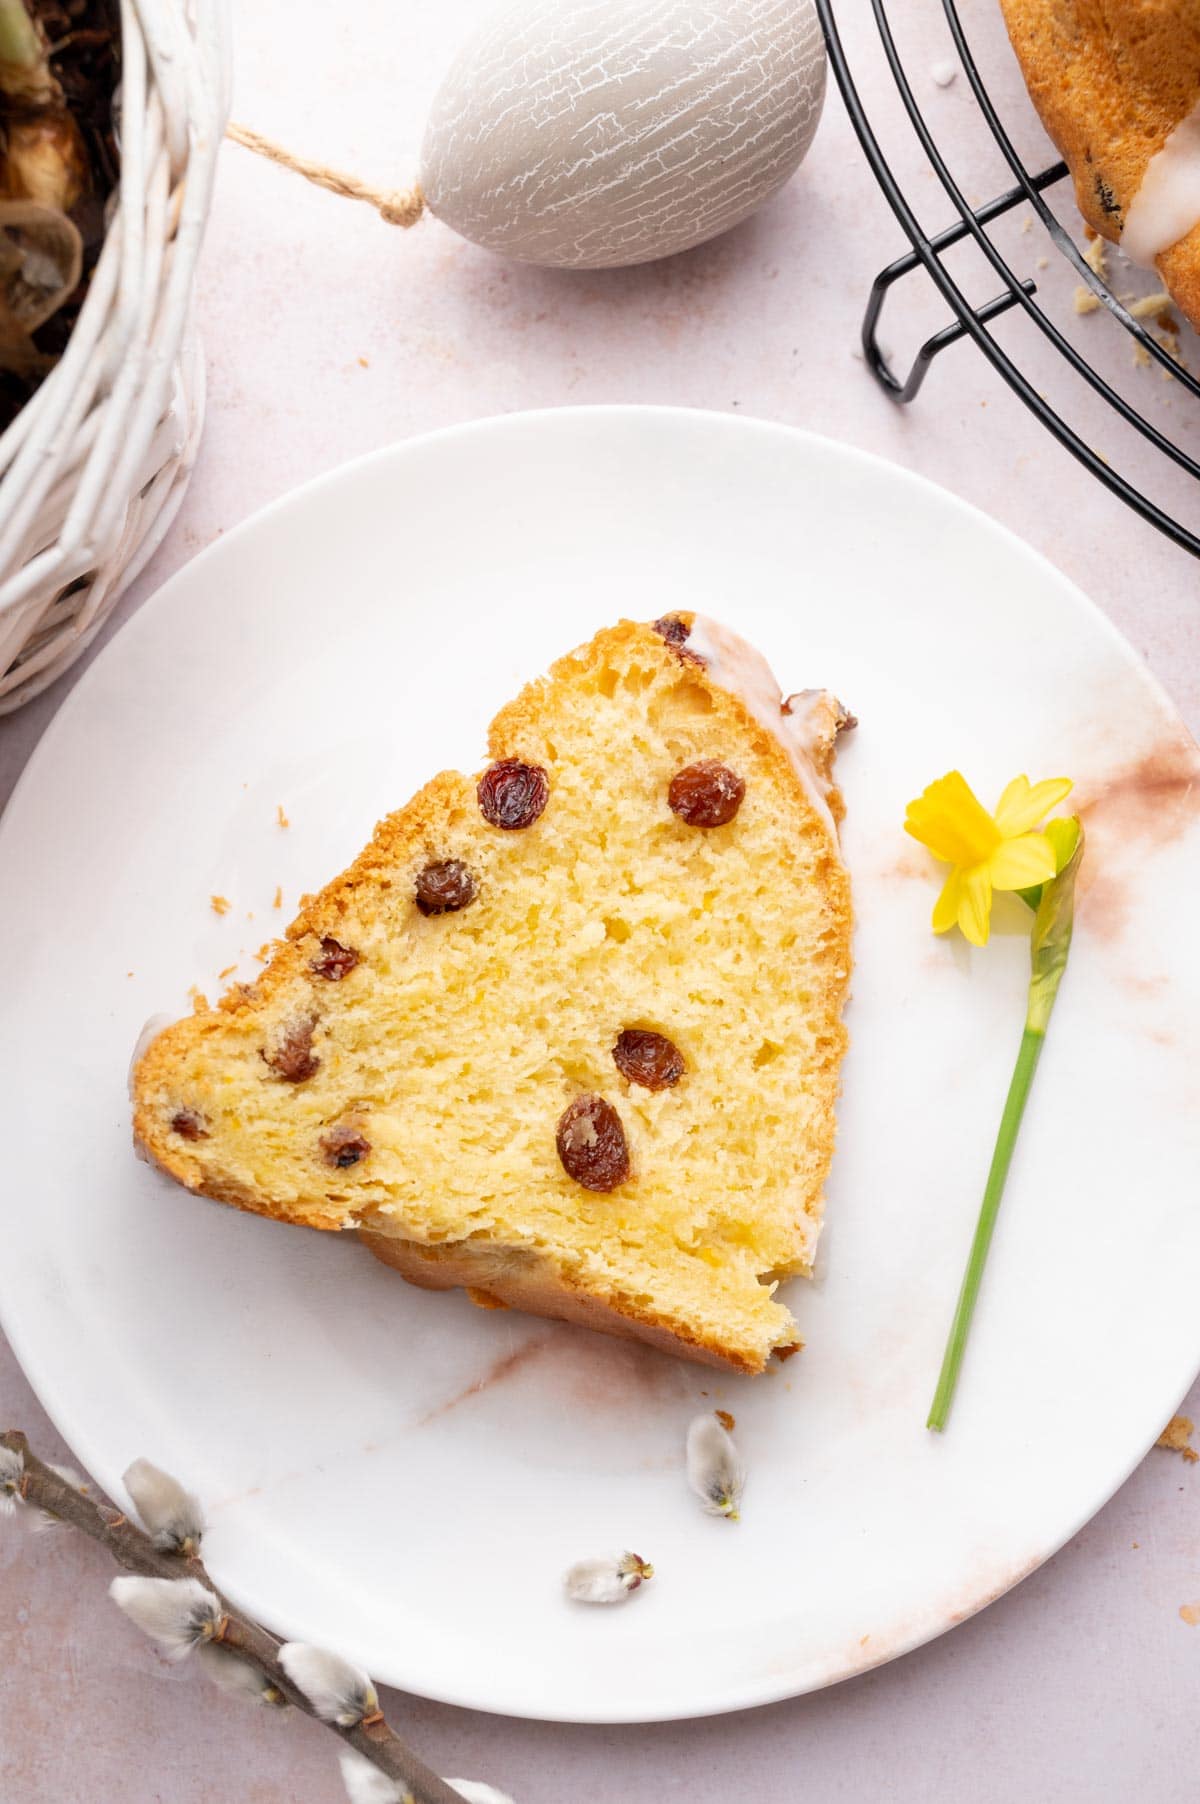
{"left": 225, "top": 122, "right": 425, "bottom": 228}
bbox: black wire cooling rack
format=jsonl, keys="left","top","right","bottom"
{"left": 816, "top": 0, "right": 1200, "bottom": 560}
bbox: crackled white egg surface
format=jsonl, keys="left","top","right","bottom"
{"left": 419, "top": 0, "right": 826, "bottom": 268}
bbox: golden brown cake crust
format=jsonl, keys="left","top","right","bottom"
{"left": 132, "top": 617, "right": 853, "bottom": 1375}
{"left": 999, "top": 0, "right": 1200, "bottom": 328}
{"left": 357, "top": 1229, "right": 783, "bottom": 1374}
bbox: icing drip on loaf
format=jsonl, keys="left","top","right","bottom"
{"left": 1122, "top": 99, "right": 1200, "bottom": 267}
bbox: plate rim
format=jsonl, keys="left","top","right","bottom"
{"left": 1, "top": 403, "right": 1198, "bottom": 1723}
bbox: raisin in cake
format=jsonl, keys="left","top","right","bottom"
{"left": 132, "top": 616, "right": 853, "bottom": 1374}
{"left": 1001, "top": 0, "right": 1200, "bottom": 329}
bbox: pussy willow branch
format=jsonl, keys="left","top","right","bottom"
{"left": 2, "top": 1430, "right": 462, "bottom": 1804}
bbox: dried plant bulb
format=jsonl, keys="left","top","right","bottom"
{"left": 0, "top": 113, "right": 89, "bottom": 212}
{"left": 0, "top": 199, "right": 81, "bottom": 332}
{"left": 0, "top": 0, "right": 59, "bottom": 107}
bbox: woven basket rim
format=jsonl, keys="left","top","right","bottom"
{"left": 0, "top": 0, "right": 231, "bottom": 712}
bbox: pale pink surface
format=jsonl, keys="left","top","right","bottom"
{"left": 2, "top": 1, "right": 1199, "bottom": 1798}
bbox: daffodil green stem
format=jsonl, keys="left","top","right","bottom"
{"left": 927, "top": 1024, "right": 1045, "bottom": 1432}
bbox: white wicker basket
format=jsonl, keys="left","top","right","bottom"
{"left": 0, "top": 0, "right": 230, "bottom": 713}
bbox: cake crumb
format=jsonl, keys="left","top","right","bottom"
{"left": 276, "top": 804, "right": 290, "bottom": 829}
{"left": 1074, "top": 287, "right": 1102, "bottom": 314}
{"left": 1180, "top": 1602, "right": 1200, "bottom": 1626}
{"left": 187, "top": 985, "right": 208, "bottom": 1011}
{"left": 210, "top": 895, "right": 231, "bottom": 916}
{"left": 1156, "top": 1416, "right": 1199, "bottom": 1463}
{"left": 273, "top": 885, "right": 283, "bottom": 909}
{"left": 1080, "top": 234, "right": 1108, "bottom": 281}
{"left": 1036, "top": 256, "right": 1049, "bottom": 269}
{"left": 1128, "top": 290, "right": 1173, "bottom": 320}
{"left": 930, "top": 59, "right": 956, "bottom": 87}
{"left": 714, "top": 1409, "right": 736, "bottom": 1432}
{"left": 1133, "top": 340, "right": 1152, "bottom": 366}
{"left": 255, "top": 943, "right": 271, "bottom": 964}
{"left": 358, "top": 355, "right": 370, "bottom": 368}
{"left": 1019, "top": 214, "right": 1032, "bottom": 234}
{"left": 217, "top": 963, "right": 237, "bottom": 980}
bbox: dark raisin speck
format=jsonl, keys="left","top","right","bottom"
{"left": 478, "top": 759, "right": 548, "bottom": 830}
{"left": 310, "top": 936, "right": 359, "bottom": 980}
{"left": 171, "top": 1108, "right": 207, "bottom": 1141}
{"left": 1094, "top": 176, "right": 1121, "bottom": 220}
{"left": 415, "top": 859, "right": 477, "bottom": 915}
{"left": 262, "top": 1016, "right": 320, "bottom": 1082}
{"left": 783, "top": 690, "right": 857, "bottom": 734}
{"left": 654, "top": 613, "right": 705, "bottom": 665}
{"left": 320, "top": 1124, "right": 371, "bottom": 1168}
{"left": 668, "top": 759, "right": 745, "bottom": 828}
{"left": 613, "top": 1029, "right": 685, "bottom": 1092}
{"left": 556, "top": 1094, "right": 630, "bottom": 1191}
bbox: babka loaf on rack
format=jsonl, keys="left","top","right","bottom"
{"left": 1001, "top": 0, "right": 1200, "bottom": 329}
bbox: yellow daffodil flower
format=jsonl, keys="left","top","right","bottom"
{"left": 905, "top": 771, "right": 1073, "bottom": 947}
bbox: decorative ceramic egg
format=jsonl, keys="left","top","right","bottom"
{"left": 419, "top": 0, "right": 826, "bottom": 269}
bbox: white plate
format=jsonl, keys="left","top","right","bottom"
{"left": 2, "top": 408, "right": 1199, "bottom": 1724}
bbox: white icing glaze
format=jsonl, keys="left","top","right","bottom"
{"left": 1121, "top": 99, "right": 1200, "bottom": 267}
{"left": 685, "top": 615, "right": 844, "bottom": 844}
{"left": 127, "top": 1012, "right": 174, "bottom": 1102}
